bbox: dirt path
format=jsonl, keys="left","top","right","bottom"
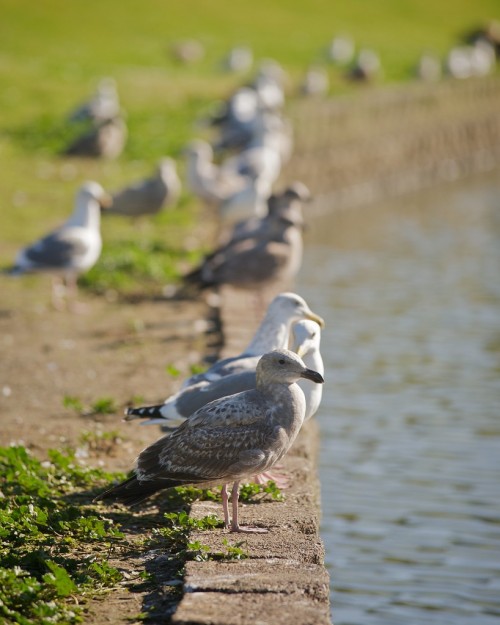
{"left": 0, "top": 279, "right": 217, "bottom": 470}
{"left": 0, "top": 278, "right": 221, "bottom": 623}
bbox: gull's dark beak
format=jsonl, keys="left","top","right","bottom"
{"left": 300, "top": 368, "right": 324, "bottom": 384}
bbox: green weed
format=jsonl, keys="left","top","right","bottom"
{"left": 0, "top": 445, "right": 126, "bottom": 625}
{"left": 187, "top": 538, "right": 249, "bottom": 562}
{"left": 239, "top": 480, "right": 284, "bottom": 502}
{"left": 63, "top": 395, "right": 84, "bottom": 413}
{"left": 189, "top": 363, "right": 209, "bottom": 376}
{"left": 90, "top": 397, "right": 119, "bottom": 415}
{"left": 63, "top": 395, "right": 119, "bottom": 416}
{"left": 165, "top": 364, "right": 181, "bottom": 378}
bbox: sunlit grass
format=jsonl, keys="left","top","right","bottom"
{"left": 0, "top": 0, "right": 497, "bottom": 296}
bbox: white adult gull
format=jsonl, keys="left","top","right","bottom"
{"left": 95, "top": 349, "right": 324, "bottom": 533}
{"left": 180, "top": 292, "right": 324, "bottom": 387}
{"left": 290, "top": 319, "right": 324, "bottom": 421}
{"left": 184, "top": 140, "right": 250, "bottom": 205}
{"left": 5, "top": 181, "right": 110, "bottom": 310}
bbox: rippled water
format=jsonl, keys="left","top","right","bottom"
{"left": 296, "top": 169, "right": 500, "bottom": 625}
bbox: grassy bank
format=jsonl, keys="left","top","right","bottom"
{"left": 0, "top": 0, "right": 498, "bottom": 294}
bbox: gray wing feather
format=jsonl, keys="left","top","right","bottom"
{"left": 23, "top": 231, "right": 88, "bottom": 269}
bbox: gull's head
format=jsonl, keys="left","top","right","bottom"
{"left": 78, "top": 181, "right": 112, "bottom": 208}
{"left": 268, "top": 292, "right": 325, "bottom": 329}
{"left": 291, "top": 319, "right": 322, "bottom": 359}
{"left": 97, "top": 77, "right": 118, "bottom": 96}
{"left": 283, "top": 182, "right": 311, "bottom": 203}
{"left": 256, "top": 349, "right": 324, "bottom": 386}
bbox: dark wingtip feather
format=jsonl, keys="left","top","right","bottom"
{"left": 94, "top": 474, "right": 182, "bottom": 507}
{"left": 94, "top": 475, "right": 158, "bottom": 507}
{"left": 124, "top": 404, "right": 165, "bottom": 421}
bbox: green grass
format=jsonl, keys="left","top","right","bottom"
{"left": 0, "top": 445, "right": 126, "bottom": 624}
{"left": 0, "top": 0, "right": 497, "bottom": 297}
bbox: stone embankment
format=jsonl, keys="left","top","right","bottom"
{"left": 171, "top": 76, "right": 500, "bottom": 625}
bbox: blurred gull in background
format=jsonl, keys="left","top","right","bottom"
{"left": 105, "top": 158, "right": 181, "bottom": 218}
{"left": 222, "top": 45, "right": 253, "bottom": 73}
{"left": 67, "top": 77, "right": 121, "bottom": 124}
{"left": 327, "top": 35, "right": 355, "bottom": 65}
{"left": 63, "top": 115, "right": 127, "bottom": 159}
{"left": 5, "top": 181, "right": 110, "bottom": 310}
{"left": 300, "top": 65, "right": 330, "bottom": 96}
{"left": 179, "top": 183, "right": 309, "bottom": 294}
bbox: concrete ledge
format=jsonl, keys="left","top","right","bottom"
{"left": 172, "top": 419, "right": 331, "bottom": 625}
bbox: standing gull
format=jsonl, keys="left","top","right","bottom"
{"left": 105, "top": 158, "right": 181, "bottom": 218}
{"left": 180, "top": 292, "right": 324, "bottom": 387}
{"left": 184, "top": 140, "right": 250, "bottom": 205}
{"left": 290, "top": 319, "right": 324, "bottom": 421}
{"left": 126, "top": 316, "right": 324, "bottom": 429}
{"left": 95, "top": 349, "right": 324, "bottom": 532}
{"left": 5, "top": 181, "right": 110, "bottom": 310}
{"left": 67, "top": 78, "right": 120, "bottom": 124}
{"left": 180, "top": 183, "right": 308, "bottom": 294}
{"left": 64, "top": 116, "right": 127, "bottom": 159}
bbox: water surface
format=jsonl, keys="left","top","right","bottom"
{"left": 297, "top": 170, "right": 500, "bottom": 625}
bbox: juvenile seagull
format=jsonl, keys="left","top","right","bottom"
{"left": 106, "top": 158, "right": 181, "bottom": 218}
{"left": 6, "top": 182, "right": 110, "bottom": 310}
{"left": 125, "top": 316, "right": 324, "bottom": 429}
{"left": 95, "top": 349, "right": 324, "bottom": 532}
{"left": 181, "top": 184, "right": 308, "bottom": 293}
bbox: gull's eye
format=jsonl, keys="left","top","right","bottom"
{"left": 278, "top": 359, "right": 285, "bottom": 365}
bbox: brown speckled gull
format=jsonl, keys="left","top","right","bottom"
{"left": 95, "top": 349, "right": 324, "bottom": 532}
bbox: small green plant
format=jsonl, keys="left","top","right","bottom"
{"left": 186, "top": 538, "right": 249, "bottom": 561}
{"left": 239, "top": 480, "right": 284, "bottom": 502}
{"left": 189, "top": 363, "right": 208, "bottom": 376}
{"left": 219, "top": 539, "right": 249, "bottom": 560}
{"left": 165, "top": 364, "right": 181, "bottom": 377}
{"left": 90, "top": 397, "right": 118, "bottom": 415}
{"left": 150, "top": 511, "right": 223, "bottom": 558}
{"left": 63, "top": 396, "right": 119, "bottom": 416}
{"left": 63, "top": 395, "right": 84, "bottom": 413}
{"left": 79, "top": 429, "right": 123, "bottom": 454}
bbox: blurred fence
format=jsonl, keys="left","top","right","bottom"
{"left": 287, "top": 76, "right": 500, "bottom": 213}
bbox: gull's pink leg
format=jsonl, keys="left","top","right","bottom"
{"left": 253, "top": 469, "right": 290, "bottom": 489}
{"left": 221, "top": 483, "right": 230, "bottom": 529}
{"left": 230, "top": 480, "right": 268, "bottom": 534}
{"left": 66, "top": 273, "right": 88, "bottom": 314}
{"left": 51, "top": 276, "right": 67, "bottom": 311}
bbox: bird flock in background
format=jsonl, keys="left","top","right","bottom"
{"left": 6, "top": 22, "right": 500, "bottom": 530}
